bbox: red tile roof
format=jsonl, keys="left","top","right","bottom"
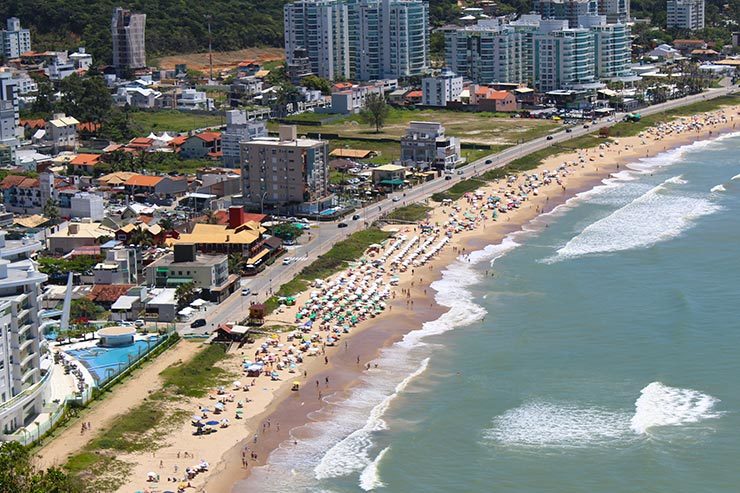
{"left": 124, "top": 175, "right": 164, "bottom": 187}
{"left": 78, "top": 122, "right": 101, "bottom": 133}
{"left": 70, "top": 153, "right": 102, "bottom": 166}
{"left": 193, "top": 131, "right": 221, "bottom": 143}
{"left": 405, "top": 90, "right": 422, "bottom": 98}
{"left": 0, "top": 175, "right": 39, "bottom": 189}
{"left": 20, "top": 118, "right": 46, "bottom": 129}
{"left": 87, "top": 284, "right": 134, "bottom": 303}
{"left": 169, "top": 135, "right": 188, "bottom": 147}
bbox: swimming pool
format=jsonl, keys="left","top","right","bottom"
{"left": 66, "top": 336, "right": 164, "bottom": 386}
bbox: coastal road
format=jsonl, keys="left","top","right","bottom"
{"left": 188, "top": 84, "right": 738, "bottom": 332}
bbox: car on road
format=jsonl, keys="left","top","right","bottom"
{"left": 241, "top": 287, "right": 251, "bottom": 296}
{"left": 583, "top": 124, "right": 590, "bottom": 129}
{"left": 282, "top": 257, "right": 293, "bottom": 265}
{"left": 352, "top": 214, "right": 361, "bottom": 220}
{"left": 190, "top": 318, "right": 207, "bottom": 328}
{"left": 457, "top": 170, "right": 464, "bottom": 175}
{"left": 546, "top": 135, "right": 554, "bottom": 140}
{"left": 392, "top": 197, "right": 400, "bottom": 202}
{"left": 485, "top": 159, "right": 492, "bottom": 164}
{"left": 565, "top": 128, "right": 572, "bottom": 133}
{"left": 445, "top": 175, "right": 452, "bottom": 181}
{"left": 338, "top": 222, "right": 348, "bottom": 228}
{"left": 134, "top": 319, "right": 145, "bottom": 328}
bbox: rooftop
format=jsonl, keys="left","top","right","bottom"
{"left": 247, "top": 136, "right": 325, "bottom": 148}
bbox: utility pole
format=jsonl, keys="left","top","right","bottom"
{"left": 205, "top": 14, "right": 214, "bottom": 81}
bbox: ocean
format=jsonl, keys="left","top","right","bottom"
{"left": 238, "top": 132, "right": 740, "bottom": 492}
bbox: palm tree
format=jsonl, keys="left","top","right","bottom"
{"left": 175, "top": 281, "right": 196, "bottom": 308}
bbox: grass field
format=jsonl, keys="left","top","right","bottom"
{"left": 131, "top": 110, "right": 224, "bottom": 134}
{"left": 385, "top": 204, "right": 432, "bottom": 222}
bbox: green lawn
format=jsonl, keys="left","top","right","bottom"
{"left": 130, "top": 110, "right": 225, "bottom": 134}
{"left": 385, "top": 204, "right": 432, "bottom": 222}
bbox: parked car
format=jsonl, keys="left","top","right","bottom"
{"left": 485, "top": 159, "right": 492, "bottom": 164}
{"left": 190, "top": 318, "right": 207, "bottom": 328}
{"left": 565, "top": 128, "right": 572, "bottom": 133}
{"left": 134, "top": 319, "right": 145, "bottom": 328}
{"left": 583, "top": 124, "right": 590, "bottom": 129}
{"left": 338, "top": 222, "right": 348, "bottom": 228}
{"left": 241, "top": 287, "right": 251, "bottom": 296}
{"left": 546, "top": 135, "right": 554, "bottom": 140}
{"left": 392, "top": 197, "right": 400, "bottom": 202}
{"left": 445, "top": 175, "right": 452, "bottom": 181}
{"left": 352, "top": 214, "right": 361, "bottom": 220}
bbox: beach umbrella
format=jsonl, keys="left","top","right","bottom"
{"left": 206, "top": 420, "right": 220, "bottom": 426}
{"left": 200, "top": 407, "right": 211, "bottom": 413}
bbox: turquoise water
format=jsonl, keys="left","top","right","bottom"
{"left": 67, "top": 336, "right": 162, "bottom": 385}
{"left": 240, "top": 132, "right": 740, "bottom": 492}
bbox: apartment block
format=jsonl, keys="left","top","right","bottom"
{"left": 112, "top": 7, "right": 146, "bottom": 74}
{"left": 667, "top": 0, "right": 704, "bottom": 30}
{"left": 0, "top": 73, "right": 20, "bottom": 165}
{"left": 222, "top": 110, "right": 267, "bottom": 168}
{"left": 1, "top": 18, "right": 31, "bottom": 60}
{"left": 422, "top": 70, "right": 463, "bottom": 107}
{"left": 534, "top": 0, "right": 598, "bottom": 27}
{"left": 400, "top": 121, "right": 461, "bottom": 170}
{"left": 240, "top": 125, "right": 331, "bottom": 213}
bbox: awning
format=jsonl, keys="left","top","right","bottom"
{"left": 166, "top": 277, "right": 194, "bottom": 285}
{"left": 379, "top": 179, "right": 404, "bottom": 186}
{"left": 247, "top": 249, "right": 270, "bottom": 265}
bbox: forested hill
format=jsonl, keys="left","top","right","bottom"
{"left": 0, "top": 0, "right": 461, "bottom": 64}
{"left": 0, "top": 0, "right": 289, "bottom": 63}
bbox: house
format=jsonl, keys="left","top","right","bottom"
{"left": 86, "top": 284, "right": 135, "bottom": 309}
{"left": 237, "top": 60, "right": 262, "bottom": 77}
{"left": 325, "top": 83, "right": 383, "bottom": 114}
{"left": 689, "top": 49, "right": 720, "bottom": 61}
{"left": 144, "top": 244, "right": 239, "bottom": 303}
{"left": 179, "top": 132, "right": 222, "bottom": 160}
{"left": 70, "top": 153, "right": 102, "bottom": 173}
{"left": 114, "top": 86, "right": 162, "bottom": 108}
{"left": 123, "top": 174, "right": 188, "bottom": 197}
{"left": 45, "top": 113, "right": 79, "bottom": 152}
{"left": 124, "top": 137, "right": 157, "bottom": 153}
{"left": 673, "top": 39, "right": 707, "bottom": 53}
{"left": 648, "top": 44, "right": 682, "bottom": 60}
{"left": 96, "top": 171, "right": 138, "bottom": 188}
{"left": 143, "top": 288, "right": 178, "bottom": 322}
{"left": 176, "top": 88, "right": 213, "bottom": 111}
{"left": 372, "top": 164, "right": 406, "bottom": 187}
{"left": 470, "top": 86, "right": 519, "bottom": 112}
{"left": 404, "top": 90, "right": 423, "bottom": 105}
{"left": 115, "top": 222, "right": 166, "bottom": 246}
{"left": 0, "top": 175, "right": 42, "bottom": 213}
{"left": 47, "top": 222, "right": 116, "bottom": 255}
{"left": 93, "top": 244, "right": 138, "bottom": 284}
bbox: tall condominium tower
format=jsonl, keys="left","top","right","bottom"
{"left": 112, "top": 7, "right": 146, "bottom": 74}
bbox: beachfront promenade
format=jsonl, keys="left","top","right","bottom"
{"left": 193, "top": 84, "right": 739, "bottom": 333}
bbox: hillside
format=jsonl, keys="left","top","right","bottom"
{"left": 1, "top": 0, "right": 460, "bottom": 66}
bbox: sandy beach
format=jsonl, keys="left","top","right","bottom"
{"left": 59, "top": 105, "right": 739, "bottom": 493}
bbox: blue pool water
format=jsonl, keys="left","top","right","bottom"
{"left": 66, "top": 336, "right": 163, "bottom": 385}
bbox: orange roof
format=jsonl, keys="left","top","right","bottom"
{"left": 674, "top": 39, "right": 705, "bottom": 45}
{"left": 124, "top": 175, "right": 164, "bottom": 187}
{"left": 332, "top": 82, "right": 353, "bottom": 91}
{"left": 70, "top": 154, "right": 102, "bottom": 166}
{"left": 193, "top": 132, "right": 221, "bottom": 143}
{"left": 0, "top": 175, "right": 39, "bottom": 189}
{"left": 487, "top": 90, "right": 512, "bottom": 101}
{"left": 87, "top": 284, "right": 134, "bottom": 303}
{"left": 130, "top": 137, "right": 154, "bottom": 146}
{"left": 406, "top": 90, "right": 422, "bottom": 98}
{"left": 169, "top": 135, "right": 188, "bottom": 147}
{"left": 238, "top": 60, "right": 259, "bottom": 67}
{"left": 20, "top": 118, "right": 46, "bottom": 129}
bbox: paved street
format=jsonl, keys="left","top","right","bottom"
{"left": 187, "top": 84, "right": 737, "bottom": 333}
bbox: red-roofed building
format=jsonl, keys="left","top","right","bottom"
{"left": 70, "top": 153, "right": 102, "bottom": 173}
{"left": 237, "top": 60, "right": 262, "bottom": 76}
{"left": 168, "top": 135, "right": 188, "bottom": 153}
{"left": 180, "top": 132, "right": 222, "bottom": 159}
{"left": 87, "top": 284, "right": 135, "bottom": 308}
{"left": 124, "top": 137, "right": 156, "bottom": 152}
{"left": 404, "top": 90, "right": 423, "bottom": 105}
{"left": 77, "top": 122, "right": 101, "bottom": 134}
{"left": 0, "top": 175, "right": 43, "bottom": 213}
{"left": 20, "top": 118, "right": 46, "bottom": 132}
{"left": 469, "top": 85, "right": 518, "bottom": 112}
{"left": 123, "top": 174, "right": 188, "bottom": 196}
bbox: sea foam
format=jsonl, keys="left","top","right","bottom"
{"left": 484, "top": 382, "right": 721, "bottom": 449}
{"left": 630, "top": 382, "right": 721, "bottom": 434}
{"left": 710, "top": 184, "right": 726, "bottom": 193}
{"left": 544, "top": 175, "right": 720, "bottom": 262}
{"left": 359, "top": 447, "right": 390, "bottom": 491}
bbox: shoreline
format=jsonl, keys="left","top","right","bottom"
{"left": 114, "top": 105, "right": 739, "bottom": 493}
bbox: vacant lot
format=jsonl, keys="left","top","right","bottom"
{"left": 157, "top": 47, "right": 284, "bottom": 72}
{"left": 289, "top": 108, "right": 559, "bottom": 146}
{"left": 131, "top": 110, "right": 225, "bottom": 134}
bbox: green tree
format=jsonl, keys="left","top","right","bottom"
{"left": 271, "top": 223, "right": 305, "bottom": 242}
{"left": 301, "top": 75, "right": 332, "bottom": 95}
{"left": 0, "top": 441, "right": 80, "bottom": 493}
{"left": 70, "top": 298, "right": 104, "bottom": 323}
{"left": 58, "top": 74, "right": 112, "bottom": 122}
{"left": 175, "top": 281, "right": 197, "bottom": 308}
{"left": 43, "top": 199, "right": 60, "bottom": 225}
{"left": 360, "top": 93, "right": 390, "bottom": 133}
{"left": 228, "top": 252, "right": 244, "bottom": 275}
{"left": 31, "top": 79, "right": 56, "bottom": 117}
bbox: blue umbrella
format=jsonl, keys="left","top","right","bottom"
{"left": 206, "top": 420, "right": 220, "bottom": 426}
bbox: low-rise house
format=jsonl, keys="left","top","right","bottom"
{"left": 144, "top": 243, "right": 238, "bottom": 303}
{"left": 470, "top": 86, "right": 519, "bottom": 112}
{"left": 115, "top": 222, "right": 166, "bottom": 246}
{"left": 70, "top": 153, "right": 102, "bottom": 174}
{"left": 96, "top": 171, "right": 138, "bottom": 188}
{"left": 372, "top": 164, "right": 406, "bottom": 187}
{"left": 324, "top": 83, "right": 383, "bottom": 115}
{"left": 176, "top": 88, "right": 213, "bottom": 111}
{"left": 66, "top": 192, "right": 105, "bottom": 221}
{"left": 229, "top": 76, "right": 263, "bottom": 107}
{"left": 93, "top": 244, "right": 138, "bottom": 284}
{"left": 237, "top": 60, "right": 262, "bottom": 77}
{"left": 179, "top": 132, "right": 222, "bottom": 160}
{"left": 174, "top": 206, "right": 265, "bottom": 256}
{"left": 196, "top": 168, "right": 242, "bottom": 197}
{"left": 47, "top": 221, "right": 115, "bottom": 255}
{"left": 143, "top": 288, "right": 178, "bottom": 322}
{"left": 86, "top": 284, "right": 135, "bottom": 310}
{"left": 114, "top": 86, "right": 162, "bottom": 108}
{"left": 123, "top": 174, "right": 188, "bottom": 197}
{"left": 69, "top": 47, "right": 93, "bottom": 70}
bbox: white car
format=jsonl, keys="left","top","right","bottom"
{"left": 241, "top": 287, "right": 251, "bottom": 296}
{"left": 282, "top": 257, "right": 293, "bottom": 265}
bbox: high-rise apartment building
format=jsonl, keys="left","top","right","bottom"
{"left": 579, "top": 15, "right": 632, "bottom": 79}
{"left": 284, "top": 0, "right": 429, "bottom": 81}
{"left": 443, "top": 19, "right": 528, "bottom": 85}
{"left": 1, "top": 18, "right": 31, "bottom": 60}
{"left": 667, "top": 0, "right": 704, "bottom": 30}
{"left": 0, "top": 73, "right": 20, "bottom": 166}
{"left": 284, "top": 0, "right": 351, "bottom": 80}
{"left": 240, "top": 126, "right": 331, "bottom": 213}
{"left": 534, "top": 0, "right": 598, "bottom": 27}
{"left": 0, "top": 230, "right": 49, "bottom": 441}
{"left": 221, "top": 110, "right": 267, "bottom": 168}
{"left": 533, "top": 20, "right": 597, "bottom": 92}
{"left": 597, "top": 0, "right": 630, "bottom": 24}
{"left": 112, "top": 7, "right": 146, "bottom": 74}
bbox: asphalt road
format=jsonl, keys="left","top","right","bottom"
{"left": 187, "top": 84, "right": 738, "bottom": 333}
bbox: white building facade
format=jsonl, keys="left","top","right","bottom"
{"left": 667, "top": 0, "right": 704, "bottom": 30}
{"left": 1, "top": 18, "right": 31, "bottom": 60}
{"left": 0, "top": 73, "right": 20, "bottom": 166}
{"left": 222, "top": 110, "right": 268, "bottom": 168}
{"left": 422, "top": 71, "right": 464, "bottom": 107}
{"left": 0, "top": 231, "right": 50, "bottom": 441}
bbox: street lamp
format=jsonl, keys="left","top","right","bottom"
{"left": 260, "top": 191, "right": 268, "bottom": 215}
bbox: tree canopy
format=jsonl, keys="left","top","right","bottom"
{"left": 0, "top": 441, "right": 80, "bottom": 493}
{"left": 360, "top": 93, "right": 390, "bottom": 133}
